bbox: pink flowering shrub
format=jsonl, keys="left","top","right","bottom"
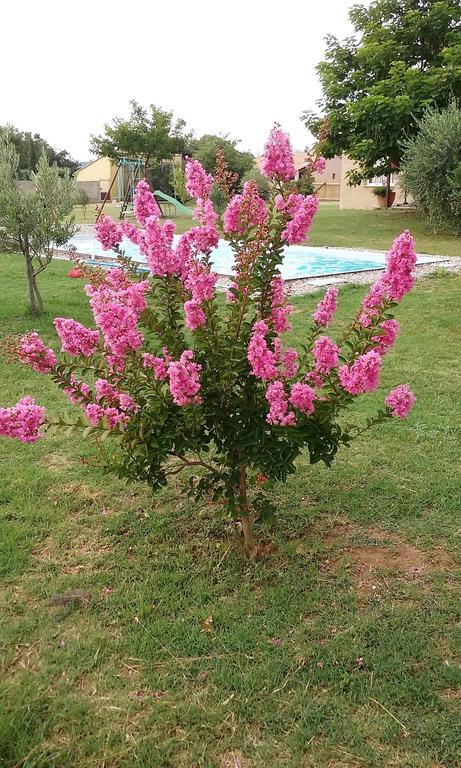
{"left": 1, "top": 127, "right": 417, "bottom": 557}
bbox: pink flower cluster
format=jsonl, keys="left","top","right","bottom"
{"left": 247, "top": 321, "right": 278, "bottom": 380}
{"left": 138, "top": 216, "right": 180, "bottom": 277}
{"left": 289, "top": 382, "right": 317, "bottom": 414}
{"left": 270, "top": 276, "right": 293, "bottom": 334}
{"left": 372, "top": 318, "right": 400, "bottom": 355}
{"left": 385, "top": 384, "right": 416, "bottom": 419}
{"left": 19, "top": 332, "right": 57, "bottom": 374}
{"left": 247, "top": 320, "right": 298, "bottom": 382}
{"left": 266, "top": 379, "right": 317, "bottom": 426}
{"left": 360, "top": 231, "right": 417, "bottom": 325}
{"left": 143, "top": 353, "right": 168, "bottom": 380}
{"left": 185, "top": 159, "right": 213, "bottom": 200}
{"left": 95, "top": 215, "right": 123, "bottom": 251}
{"left": 54, "top": 318, "right": 99, "bottom": 357}
{"left": 313, "top": 335, "right": 340, "bottom": 374}
{"left": 312, "top": 157, "right": 326, "bottom": 174}
{"left": 313, "top": 286, "right": 338, "bottom": 326}
{"left": 0, "top": 397, "right": 46, "bottom": 443}
{"left": 194, "top": 198, "right": 218, "bottom": 228}
{"left": 262, "top": 127, "right": 295, "bottom": 181}
{"left": 339, "top": 350, "right": 382, "bottom": 395}
{"left": 184, "top": 299, "right": 206, "bottom": 330}
{"left": 133, "top": 180, "right": 160, "bottom": 226}
{"left": 85, "top": 269, "right": 150, "bottom": 361}
{"left": 266, "top": 381, "right": 295, "bottom": 426}
{"left": 223, "top": 182, "right": 268, "bottom": 236}
{"left": 83, "top": 378, "right": 138, "bottom": 428}
{"left": 277, "top": 193, "right": 319, "bottom": 244}
{"left": 168, "top": 350, "right": 202, "bottom": 406}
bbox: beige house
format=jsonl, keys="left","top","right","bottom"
{"left": 339, "top": 155, "right": 406, "bottom": 210}
{"left": 255, "top": 152, "right": 342, "bottom": 200}
{"left": 75, "top": 157, "right": 120, "bottom": 202}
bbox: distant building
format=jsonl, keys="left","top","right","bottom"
{"left": 74, "top": 157, "right": 119, "bottom": 203}
{"left": 339, "top": 155, "right": 407, "bottom": 210}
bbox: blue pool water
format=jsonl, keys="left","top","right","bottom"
{"left": 64, "top": 233, "right": 437, "bottom": 280}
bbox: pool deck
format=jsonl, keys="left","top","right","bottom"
{"left": 55, "top": 225, "right": 461, "bottom": 297}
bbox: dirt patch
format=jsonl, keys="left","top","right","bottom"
{"left": 41, "top": 452, "right": 74, "bottom": 473}
{"left": 317, "top": 519, "right": 456, "bottom": 598}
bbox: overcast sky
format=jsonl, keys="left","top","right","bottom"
{"left": 1, "top": 0, "right": 360, "bottom": 161}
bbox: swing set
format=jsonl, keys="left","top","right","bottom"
{"left": 95, "top": 157, "right": 193, "bottom": 223}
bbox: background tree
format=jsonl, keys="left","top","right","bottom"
{"left": 0, "top": 125, "right": 79, "bottom": 176}
{"left": 0, "top": 138, "right": 75, "bottom": 315}
{"left": 241, "top": 168, "right": 271, "bottom": 199}
{"left": 169, "top": 158, "right": 188, "bottom": 203}
{"left": 304, "top": 0, "right": 461, "bottom": 191}
{"left": 191, "top": 134, "right": 254, "bottom": 188}
{"left": 401, "top": 102, "right": 461, "bottom": 233}
{"left": 90, "top": 101, "right": 192, "bottom": 176}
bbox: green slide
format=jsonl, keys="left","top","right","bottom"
{"left": 154, "top": 190, "right": 195, "bottom": 218}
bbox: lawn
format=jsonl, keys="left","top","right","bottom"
{"left": 72, "top": 201, "right": 461, "bottom": 258}
{"left": 1, "top": 256, "right": 460, "bottom": 768}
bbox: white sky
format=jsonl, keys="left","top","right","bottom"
{"left": 1, "top": 0, "right": 359, "bottom": 161}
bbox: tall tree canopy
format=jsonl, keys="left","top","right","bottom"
{"left": 90, "top": 101, "right": 192, "bottom": 170}
{"left": 304, "top": 0, "right": 461, "bottom": 183}
{"left": 191, "top": 134, "right": 254, "bottom": 187}
{"left": 0, "top": 125, "right": 79, "bottom": 177}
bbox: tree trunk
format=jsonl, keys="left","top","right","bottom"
{"left": 238, "top": 465, "right": 257, "bottom": 558}
{"left": 23, "top": 239, "right": 41, "bottom": 316}
{"left": 32, "top": 272, "right": 44, "bottom": 314}
{"left": 386, "top": 172, "right": 391, "bottom": 209}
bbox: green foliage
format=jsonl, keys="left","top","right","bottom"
{"left": 294, "top": 171, "right": 315, "bottom": 196}
{"left": 90, "top": 100, "right": 192, "bottom": 169}
{"left": 169, "top": 158, "right": 188, "bottom": 203}
{"left": 241, "top": 168, "right": 271, "bottom": 198}
{"left": 0, "top": 138, "right": 75, "bottom": 314}
{"left": 304, "top": 0, "right": 461, "bottom": 183}
{"left": 373, "top": 186, "right": 388, "bottom": 197}
{"left": 191, "top": 134, "right": 254, "bottom": 185}
{"left": 0, "top": 124, "right": 79, "bottom": 176}
{"left": 401, "top": 102, "right": 461, "bottom": 233}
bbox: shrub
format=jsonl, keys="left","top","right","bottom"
{"left": 401, "top": 103, "right": 461, "bottom": 234}
{"left": 74, "top": 187, "right": 89, "bottom": 218}
{"left": 1, "top": 127, "right": 417, "bottom": 557}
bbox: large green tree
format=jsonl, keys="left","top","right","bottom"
{"left": 0, "top": 125, "right": 79, "bottom": 177}
{"left": 304, "top": 0, "right": 461, "bottom": 185}
{"left": 90, "top": 101, "right": 192, "bottom": 172}
{"left": 191, "top": 134, "right": 254, "bottom": 187}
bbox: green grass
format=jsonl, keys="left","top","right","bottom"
{"left": 73, "top": 201, "right": 461, "bottom": 258}
{"left": 1, "top": 257, "right": 460, "bottom": 767}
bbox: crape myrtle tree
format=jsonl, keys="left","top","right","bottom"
{"left": 304, "top": 0, "right": 461, "bottom": 199}
{"left": 0, "top": 127, "right": 417, "bottom": 558}
{"left": 90, "top": 101, "right": 192, "bottom": 177}
{"left": 0, "top": 138, "right": 75, "bottom": 315}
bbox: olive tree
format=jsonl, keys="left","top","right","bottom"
{"left": 0, "top": 138, "right": 75, "bottom": 315}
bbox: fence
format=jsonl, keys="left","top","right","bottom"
{"left": 314, "top": 182, "right": 340, "bottom": 201}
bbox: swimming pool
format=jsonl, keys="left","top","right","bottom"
{"left": 64, "top": 232, "right": 439, "bottom": 280}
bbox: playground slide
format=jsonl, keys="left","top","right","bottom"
{"left": 154, "top": 190, "right": 194, "bottom": 218}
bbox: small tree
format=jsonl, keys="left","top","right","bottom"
{"left": 0, "top": 138, "right": 75, "bottom": 315}
{"left": 74, "top": 186, "right": 89, "bottom": 219}
{"left": 191, "top": 134, "right": 254, "bottom": 187}
{"left": 1, "top": 128, "right": 417, "bottom": 557}
{"left": 401, "top": 103, "right": 461, "bottom": 233}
